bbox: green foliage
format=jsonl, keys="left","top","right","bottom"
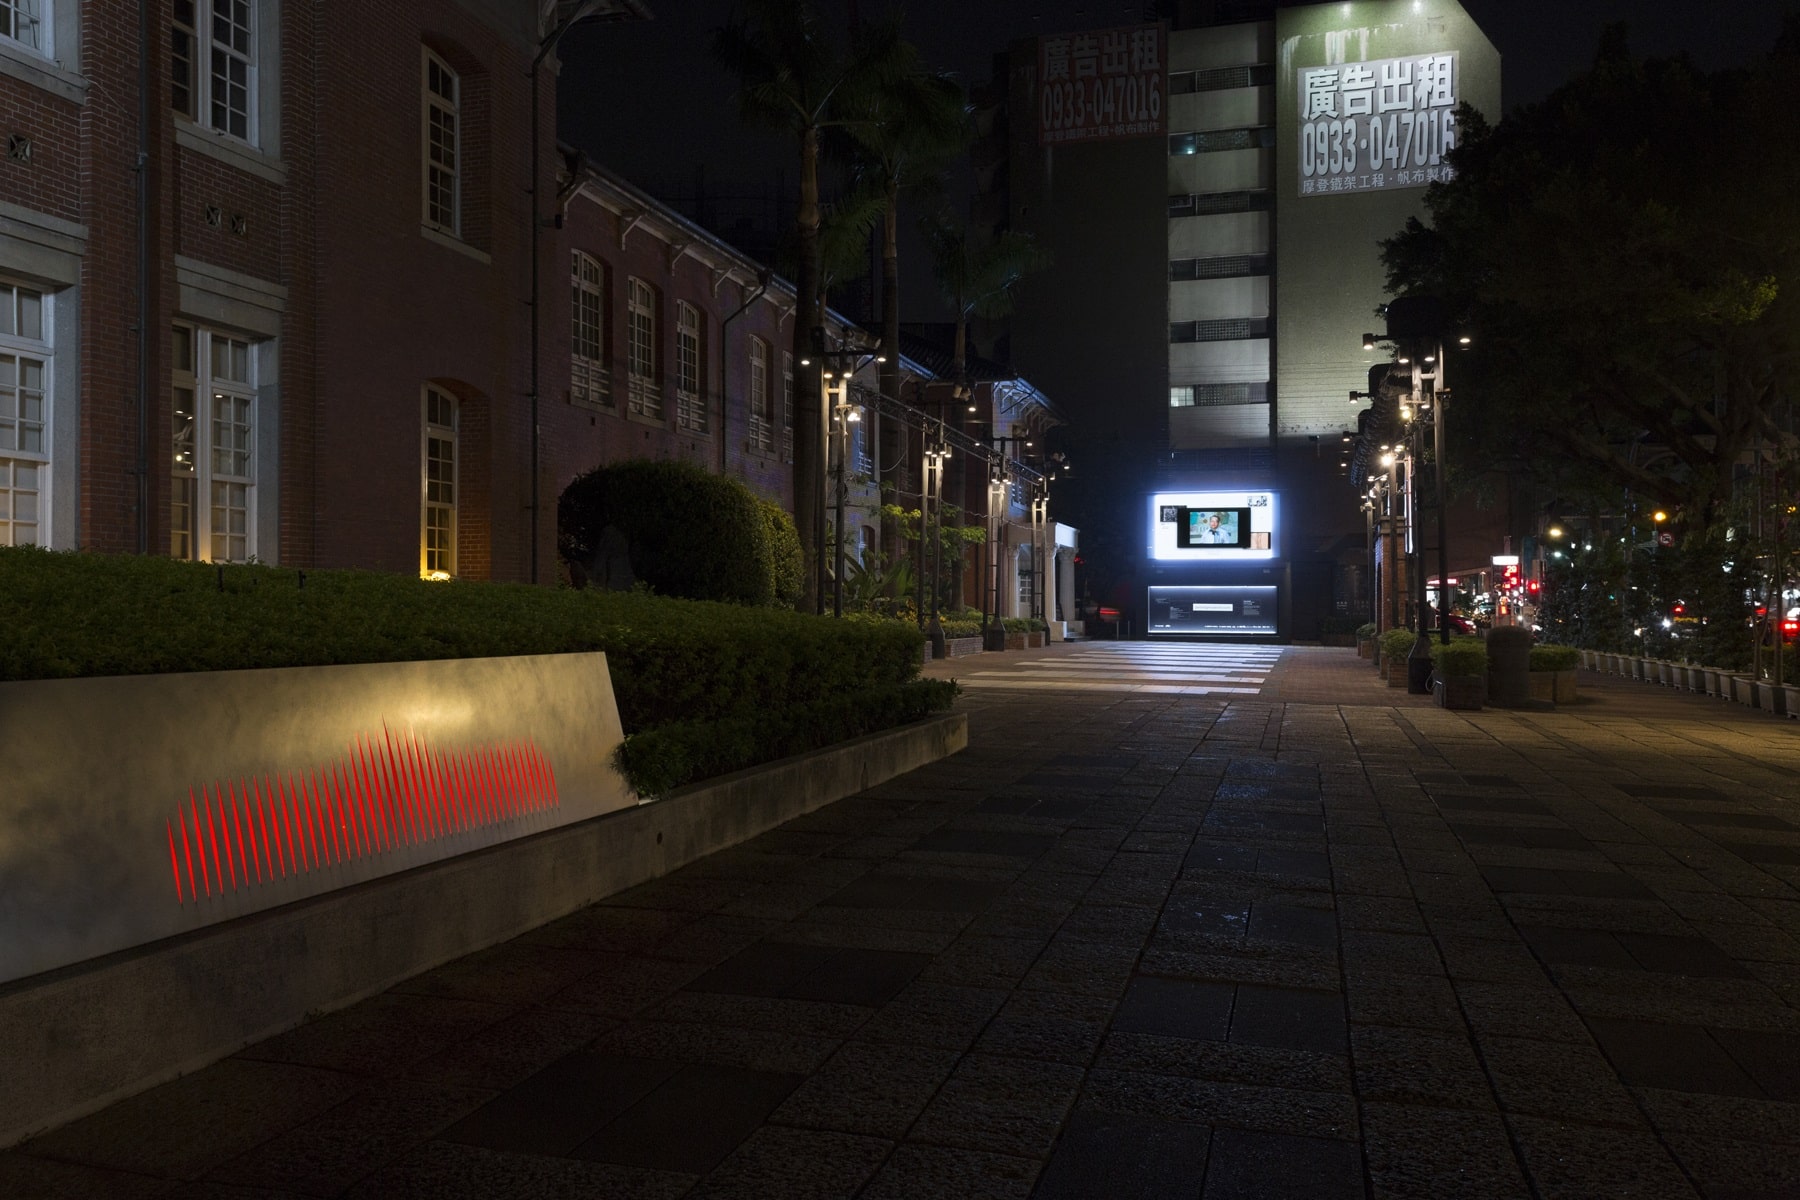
{"left": 1355, "top": 622, "right": 1379, "bottom": 640}
{"left": 1380, "top": 627, "right": 1421, "bottom": 662}
{"left": 1382, "top": 32, "right": 1800, "bottom": 526}
{"left": 0, "top": 549, "right": 940, "bottom": 796}
{"left": 1433, "top": 639, "right": 1489, "bottom": 678}
{"left": 559, "top": 459, "right": 775, "bottom": 607}
{"left": 1530, "top": 644, "right": 1581, "bottom": 671}
{"left": 617, "top": 678, "right": 958, "bottom": 797}
{"left": 759, "top": 499, "right": 804, "bottom": 609}
{"left": 936, "top": 617, "right": 982, "bottom": 639}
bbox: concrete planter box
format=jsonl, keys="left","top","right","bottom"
{"left": 1433, "top": 672, "right": 1485, "bottom": 710}
{"left": 1629, "top": 657, "right": 1648, "bottom": 681}
{"left": 1386, "top": 659, "right": 1410, "bottom": 687}
{"left": 1028, "top": 631, "right": 1046, "bottom": 648}
{"left": 939, "top": 636, "right": 984, "bottom": 659}
{"left": 1357, "top": 639, "right": 1374, "bottom": 659}
{"left": 1728, "top": 674, "right": 1759, "bottom": 707}
{"left": 1755, "top": 681, "right": 1788, "bottom": 716}
{"left": 1784, "top": 683, "right": 1800, "bottom": 718}
{"left": 1528, "top": 669, "right": 1578, "bottom": 704}
{"left": 1579, "top": 650, "right": 1597, "bottom": 670}
{"left": 0, "top": 700, "right": 969, "bottom": 1148}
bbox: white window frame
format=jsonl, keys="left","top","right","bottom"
{"left": 571, "top": 251, "right": 609, "bottom": 407}
{"left": 0, "top": 0, "right": 47, "bottom": 55}
{"left": 171, "top": 0, "right": 256, "bottom": 144}
{"left": 0, "top": 278, "right": 50, "bottom": 548}
{"left": 421, "top": 386, "right": 458, "bottom": 579}
{"left": 748, "top": 337, "right": 772, "bottom": 451}
{"left": 626, "top": 276, "right": 661, "bottom": 419}
{"left": 171, "top": 322, "right": 257, "bottom": 564}
{"left": 781, "top": 349, "right": 794, "bottom": 461}
{"left": 421, "top": 47, "right": 461, "bottom": 237}
{"left": 675, "top": 302, "right": 706, "bottom": 433}
{"left": 1170, "top": 385, "right": 1196, "bottom": 408}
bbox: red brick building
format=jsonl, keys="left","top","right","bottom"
{"left": 0, "top": 0, "right": 1069, "bottom": 612}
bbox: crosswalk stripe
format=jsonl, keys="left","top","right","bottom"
{"left": 946, "top": 643, "right": 1287, "bottom": 693}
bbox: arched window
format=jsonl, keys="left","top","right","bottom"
{"left": 748, "top": 337, "right": 772, "bottom": 450}
{"left": 421, "top": 386, "right": 458, "bottom": 578}
{"left": 571, "top": 252, "right": 610, "bottom": 407}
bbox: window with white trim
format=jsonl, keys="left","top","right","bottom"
{"left": 1, "top": 0, "right": 44, "bottom": 53}
{"left": 0, "top": 280, "right": 49, "bottom": 547}
{"left": 571, "top": 252, "right": 609, "bottom": 407}
{"left": 171, "top": 323, "right": 256, "bottom": 563}
{"left": 781, "top": 349, "right": 794, "bottom": 460}
{"left": 748, "top": 337, "right": 772, "bottom": 451}
{"left": 422, "top": 48, "right": 460, "bottom": 236}
{"left": 421, "top": 386, "right": 458, "bottom": 579}
{"left": 626, "top": 276, "right": 661, "bottom": 418}
{"left": 675, "top": 302, "right": 706, "bottom": 432}
{"left": 171, "top": 0, "right": 254, "bottom": 142}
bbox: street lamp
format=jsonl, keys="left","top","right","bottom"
{"left": 923, "top": 431, "right": 951, "bottom": 657}
{"left": 818, "top": 348, "right": 883, "bottom": 618}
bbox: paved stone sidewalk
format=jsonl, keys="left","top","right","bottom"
{"left": 6, "top": 654, "right": 1800, "bottom": 1198}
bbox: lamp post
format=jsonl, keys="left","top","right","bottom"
{"left": 924, "top": 430, "right": 950, "bottom": 657}
{"left": 809, "top": 347, "right": 883, "bottom": 618}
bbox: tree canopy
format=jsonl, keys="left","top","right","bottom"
{"left": 1382, "top": 22, "right": 1800, "bottom": 528}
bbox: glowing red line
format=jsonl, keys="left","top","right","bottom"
{"left": 255, "top": 777, "right": 277, "bottom": 880}
{"left": 417, "top": 735, "right": 442, "bottom": 833}
{"left": 205, "top": 787, "right": 226, "bottom": 894}
{"left": 293, "top": 773, "right": 313, "bottom": 872}
{"left": 281, "top": 774, "right": 305, "bottom": 873}
{"left": 382, "top": 726, "right": 414, "bottom": 845}
{"left": 441, "top": 749, "right": 466, "bottom": 832}
{"left": 408, "top": 733, "right": 438, "bottom": 839}
{"left": 168, "top": 821, "right": 182, "bottom": 903}
{"left": 421, "top": 734, "right": 452, "bottom": 834}
{"left": 356, "top": 737, "right": 385, "bottom": 849}
{"left": 233, "top": 780, "right": 258, "bottom": 884}
{"left": 544, "top": 744, "right": 559, "bottom": 805}
{"left": 330, "top": 761, "right": 353, "bottom": 862}
{"left": 346, "top": 745, "right": 372, "bottom": 856}
{"left": 462, "top": 751, "right": 487, "bottom": 825}
{"left": 522, "top": 744, "right": 542, "bottom": 807}
{"left": 305, "top": 773, "right": 326, "bottom": 867}
{"left": 336, "top": 759, "right": 360, "bottom": 863}
{"left": 324, "top": 768, "right": 344, "bottom": 865}
{"left": 182, "top": 793, "right": 201, "bottom": 899}
{"left": 399, "top": 731, "right": 426, "bottom": 840}
{"left": 508, "top": 745, "right": 526, "bottom": 813}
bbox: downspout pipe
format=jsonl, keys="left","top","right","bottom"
{"left": 135, "top": 0, "right": 151, "bottom": 552}
{"left": 529, "top": 1, "right": 607, "bottom": 582}
{"left": 718, "top": 270, "right": 773, "bottom": 478}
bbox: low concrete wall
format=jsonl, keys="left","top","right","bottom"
{"left": 0, "top": 712, "right": 967, "bottom": 1147}
{"left": 0, "top": 654, "right": 635, "bottom": 985}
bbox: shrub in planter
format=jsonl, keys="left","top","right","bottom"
{"left": 1529, "top": 643, "right": 1580, "bottom": 704}
{"left": 559, "top": 459, "right": 776, "bottom": 606}
{"left": 0, "top": 548, "right": 950, "bottom": 796}
{"left": 1529, "top": 645, "right": 1580, "bottom": 672}
{"left": 1432, "top": 639, "right": 1487, "bottom": 709}
{"left": 1380, "top": 628, "right": 1420, "bottom": 683}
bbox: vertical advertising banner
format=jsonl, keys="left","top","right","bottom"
{"left": 1038, "top": 23, "right": 1167, "bottom": 146}
{"left": 1297, "top": 51, "right": 1459, "bottom": 195}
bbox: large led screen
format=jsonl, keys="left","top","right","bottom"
{"left": 1148, "top": 586, "right": 1278, "bottom": 636}
{"left": 1150, "top": 491, "right": 1276, "bottom": 561}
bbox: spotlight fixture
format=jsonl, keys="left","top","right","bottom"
{"left": 1362, "top": 332, "right": 1377, "bottom": 351}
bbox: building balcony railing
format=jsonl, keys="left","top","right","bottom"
{"left": 675, "top": 389, "right": 707, "bottom": 433}
{"left": 571, "top": 359, "right": 610, "bottom": 409}
{"left": 627, "top": 374, "right": 662, "bottom": 420}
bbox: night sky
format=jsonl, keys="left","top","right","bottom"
{"left": 557, "top": 0, "right": 1794, "bottom": 320}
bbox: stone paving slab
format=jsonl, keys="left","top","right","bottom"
{"left": 8, "top": 646, "right": 1800, "bottom": 1196}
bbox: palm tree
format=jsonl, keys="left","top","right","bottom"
{"left": 839, "top": 42, "right": 967, "bottom": 571}
{"left": 921, "top": 215, "right": 1048, "bottom": 402}
{"left": 712, "top": 0, "right": 908, "bottom": 612}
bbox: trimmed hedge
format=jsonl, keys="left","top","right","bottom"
{"left": 559, "top": 458, "right": 777, "bottom": 606}
{"left": 1380, "top": 627, "right": 1421, "bottom": 662}
{"left": 1530, "top": 644, "right": 1581, "bottom": 672}
{"left": 1432, "top": 639, "right": 1488, "bottom": 677}
{"left": 0, "top": 549, "right": 947, "bottom": 794}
